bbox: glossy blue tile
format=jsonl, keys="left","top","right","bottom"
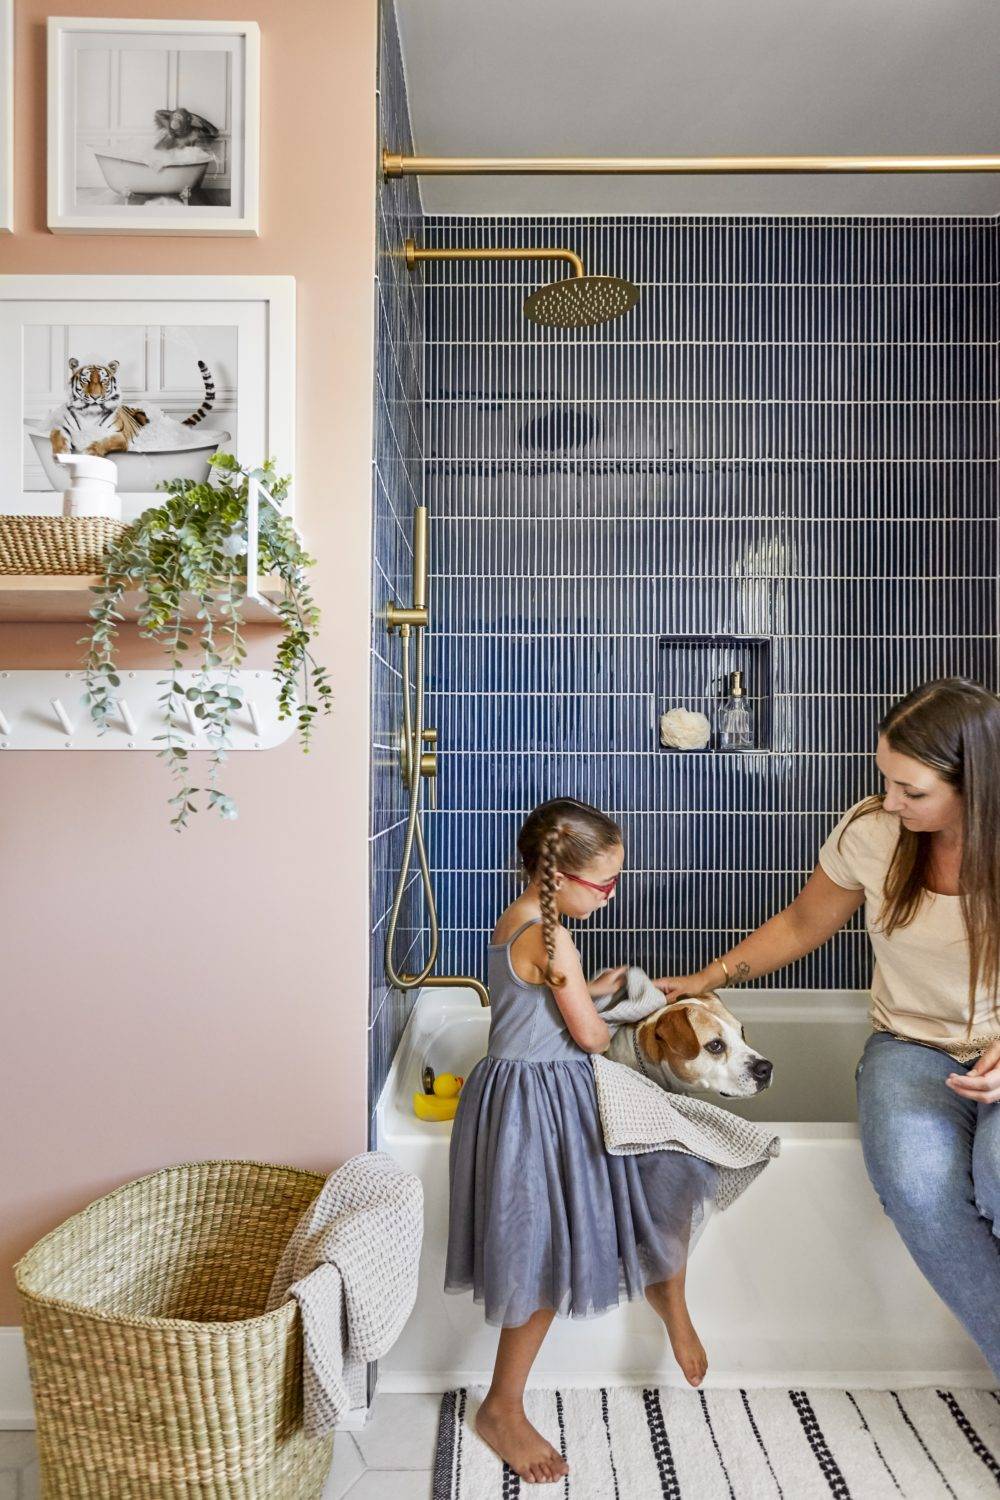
{"left": 419, "top": 212, "right": 999, "bottom": 992}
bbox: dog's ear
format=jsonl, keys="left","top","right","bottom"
{"left": 647, "top": 1005, "right": 701, "bottom": 1063}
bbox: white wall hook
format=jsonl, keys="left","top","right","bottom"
{"left": 1, "top": 672, "right": 296, "bottom": 751}
{"left": 50, "top": 698, "right": 75, "bottom": 736}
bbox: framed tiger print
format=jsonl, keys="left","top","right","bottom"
{"left": 47, "top": 18, "right": 261, "bottom": 236}
{"left": 0, "top": 277, "right": 294, "bottom": 521}
{"left": 0, "top": 0, "right": 12, "bottom": 233}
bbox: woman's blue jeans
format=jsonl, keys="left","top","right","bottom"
{"left": 856, "top": 1030, "right": 1000, "bottom": 1380}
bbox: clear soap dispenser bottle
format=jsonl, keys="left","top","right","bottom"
{"left": 718, "top": 669, "right": 754, "bottom": 750}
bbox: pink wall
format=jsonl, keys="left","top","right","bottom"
{"left": 0, "top": 0, "right": 378, "bottom": 1321}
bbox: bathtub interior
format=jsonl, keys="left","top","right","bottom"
{"left": 414, "top": 989, "right": 871, "bottom": 1125}
{"left": 377, "top": 986, "right": 991, "bottom": 1385}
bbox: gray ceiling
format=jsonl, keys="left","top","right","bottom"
{"left": 393, "top": 0, "right": 1000, "bottom": 215}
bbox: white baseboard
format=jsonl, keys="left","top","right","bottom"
{"left": 0, "top": 1329, "right": 33, "bottom": 1429}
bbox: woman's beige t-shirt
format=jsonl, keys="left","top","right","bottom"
{"left": 819, "top": 800, "right": 1000, "bottom": 1061}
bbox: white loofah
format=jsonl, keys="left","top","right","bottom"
{"left": 660, "top": 707, "right": 711, "bottom": 749}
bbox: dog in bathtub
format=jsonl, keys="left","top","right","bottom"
{"left": 604, "top": 967, "right": 774, "bottom": 1099}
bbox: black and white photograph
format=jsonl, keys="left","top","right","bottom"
{"left": 47, "top": 18, "right": 260, "bottom": 235}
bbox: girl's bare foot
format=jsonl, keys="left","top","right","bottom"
{"left": 476, "top": 1394, "right": 569, "bottom": 1484}
{"left": 646, "top": 1282, "right": 709, "bottom": 1387}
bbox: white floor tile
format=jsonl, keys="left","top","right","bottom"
{"left": 347, "top": 1471, "right": 432, "bottom": 1500}
{"left": 353, "top": 1393, "right": 441, "bottom": 1471}
{"left": 21, "top": 1460, "right": 40, "bottom": 1500}
{"left": 322, "top": 1433, "right": 366, "bottom": 1500}
{"left": 0, "top": 1432, "right": 37, "bottom": 1469}
{"left": 0, "top": 1473, "right": 18, "bottom": 1500}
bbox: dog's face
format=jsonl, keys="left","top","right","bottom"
{"left": 636, "top": 993, "right": 773, "bottom": 1098}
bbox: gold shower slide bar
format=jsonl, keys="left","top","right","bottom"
{"left": 384, "top": 151, "right": 1000, "bottom": 177}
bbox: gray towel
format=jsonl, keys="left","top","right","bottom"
{"left": 595, "top": 965, "right": 679, "bottom": 1027}
{"left": 592, "top": 967, "right": 781, "bottom": 1209}
{"left": 266, "top": 1151, "right": 423, "bottom": 1436}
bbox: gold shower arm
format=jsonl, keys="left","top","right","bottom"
{"left": 405, "top": 236, "right": 584, "bottom": 280}
{"left": 386, "top": 151, "right": 1000, "bottom": 178}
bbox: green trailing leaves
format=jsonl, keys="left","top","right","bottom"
{"left": 81, "top": 455, "right": 332, "bottom": 829}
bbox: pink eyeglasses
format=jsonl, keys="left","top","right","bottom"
{"left": 559, "top": 870, "right": 620, "bottom": 898}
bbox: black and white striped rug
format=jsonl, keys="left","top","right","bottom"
{"left": 433, "top": 1385, "right": 1000, "bottom": 1498}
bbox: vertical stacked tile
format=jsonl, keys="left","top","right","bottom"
{"left": 369, "top": 0, "right": 425, "bottom": 1121}
{"left": 423, "top": 216, "right": 999, "bottom": 986}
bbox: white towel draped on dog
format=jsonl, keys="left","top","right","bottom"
{"left": 593, "top": 967, "right": 781, "bottom": 1209}
{"left": 266, "top": 1151, "right": 423, "bottom": 1436}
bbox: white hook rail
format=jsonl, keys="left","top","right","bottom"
{"left": 0, "top": 671, "right": 297, "bottom": 751}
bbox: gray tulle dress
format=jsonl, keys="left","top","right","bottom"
{"left": 445, "top": 919, "right": 718, "bottom": 1328}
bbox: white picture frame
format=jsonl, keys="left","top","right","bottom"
{"left": 0, "top": 0, "right": 12, "bottom": 233}
{"left": 47, "top": 18, "right": 261, "bottom": 236}
{"left": 0, "top": 276, "right": 294, "bottom": 521}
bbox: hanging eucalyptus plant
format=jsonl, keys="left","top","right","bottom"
{"left": 82, "top": 454, "right": 331, "bottom": 829}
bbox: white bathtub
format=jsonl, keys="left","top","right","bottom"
{"left": 376, "top": 987, "right": 993, "bottom": 1390}
{"left": 26, "top": 425, "right": 230, "bottom": 493}
{"left": 93, "top": 152, "right": 210, "bottom": 201}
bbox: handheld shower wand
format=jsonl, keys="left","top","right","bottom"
{"left": 384, "top": 507, "right": 489, "bottom": 1006}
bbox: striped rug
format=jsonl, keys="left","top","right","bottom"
{"left": 432, "top": 1385, "right": 1000, "bottom": 1498}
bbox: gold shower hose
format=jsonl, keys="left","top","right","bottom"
{"left": 383, "top": 509, "right": 489, "bottom": 1009}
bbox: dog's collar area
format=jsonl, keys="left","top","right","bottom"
{"left": 630, "top": 1024, "right": 680, "bottom": 1093}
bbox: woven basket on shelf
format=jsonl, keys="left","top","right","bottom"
{"left": 0, "top": 515, "right": 127, "bottom": 575}
{"left": 15, "top": 1160, "right": 333, "bottom": 1499}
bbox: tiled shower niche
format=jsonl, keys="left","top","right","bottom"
{"left": 658, "top": 635, "right": 773, "bottom": 753}
{"left": 421, "top": 216, "right": 999, "bottom": 988}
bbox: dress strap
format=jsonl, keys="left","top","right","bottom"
{"left": 503, "top": 917, "right": 543, "bottom": 949}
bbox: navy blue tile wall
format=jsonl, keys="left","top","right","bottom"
{"left": 369, "top": 0, "right": 425, "bottom": 1121}
{"left": 422, "top": 216, "right": 999, "bottom": 987}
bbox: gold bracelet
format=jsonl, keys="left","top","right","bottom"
{"left": 716, "top": 957, "right": 731, "bottom": 986}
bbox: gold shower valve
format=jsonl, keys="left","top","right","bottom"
{"left": 386, "top": 601, "right": 428, "bottom": 632}
{"left": 421, "top": 727, "right": 438, "bottom": 744}
{"left": 420, "top": 749, "right": 437, "bottom": 778}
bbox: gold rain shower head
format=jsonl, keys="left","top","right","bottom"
{"left": 403, "top": 238, "right": 639, "bottom": 329}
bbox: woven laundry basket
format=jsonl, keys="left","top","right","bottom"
{"left": 15, "top": 1160, "right": 333, "bottom": 1499}
{"left": 0, "top": 515, "right": 127, "bottom": 575}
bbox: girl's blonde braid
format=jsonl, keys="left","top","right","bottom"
{"left": 539, "top": 825, "right": 567, "bottom": 988}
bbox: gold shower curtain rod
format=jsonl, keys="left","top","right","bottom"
{"left": 383, "top": 151, "right": 1000, "bottom": 178}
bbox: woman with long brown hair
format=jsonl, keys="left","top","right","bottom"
{"left": 657, "top": 678, "right": 1000, "bottom": 1378}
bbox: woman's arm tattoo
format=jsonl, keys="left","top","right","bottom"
{"left": 733, "top": 960, "right": 752, "bottom": 983}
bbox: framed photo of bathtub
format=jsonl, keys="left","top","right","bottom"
{"left": 46, "top": 18, "right": 261, "bottom": 235}
{"left": 0, "top": 276, "right": 294, "bottom": 521}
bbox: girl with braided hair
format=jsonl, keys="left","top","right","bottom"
{"left": 445, "top": 797, "right": 718, "bottom": 1484}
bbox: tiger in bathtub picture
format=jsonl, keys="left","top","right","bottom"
{"left": 49, "top": 356, "right": 216, "bottom": 459}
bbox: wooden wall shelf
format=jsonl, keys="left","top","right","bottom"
{"left": 0, "top": 576, "right": 286, "bottom": 625}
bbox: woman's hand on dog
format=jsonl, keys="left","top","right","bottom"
{"left": 945, "top": 1040, "right": 1000, "bottom": 1104}
{"left": 654, "top": 971, "right": 714, "bottom": 1002}
{"left": 587, "top": 966, "right": 628, "bottom": 999}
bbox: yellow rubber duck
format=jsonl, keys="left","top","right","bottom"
{"left": 413, "top": 1072, "right": 464, "bottom": 1121}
